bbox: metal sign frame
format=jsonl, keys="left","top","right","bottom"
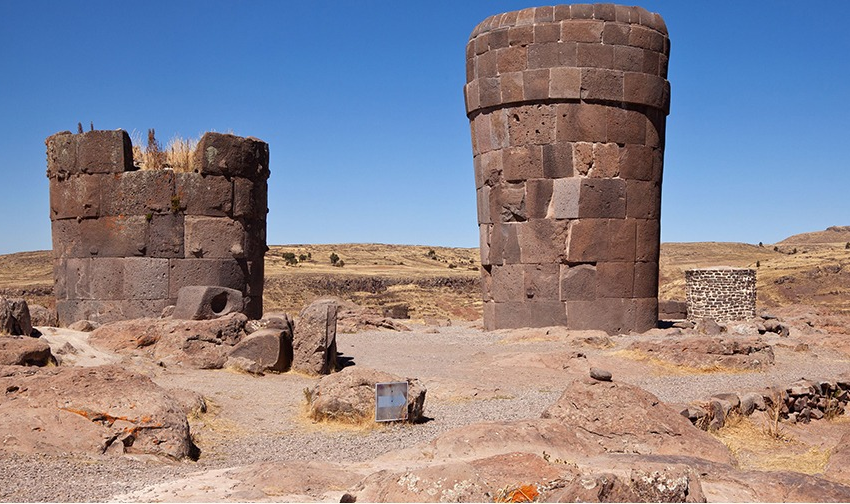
{"left": 375, "top": 381, "right": 409, "bottom": 422}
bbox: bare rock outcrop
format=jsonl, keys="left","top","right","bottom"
{"left": 0, "top": 365, "right": 196, "bottom": 459}
{"left": 0, "top": 296, "right": 33, "bottom": 336}
{"left": 628, "top": 335, "right": 774, "bottom": 370}
{"left": 307, "top": 367, "right": 426, "bottom": 423}
{"left": 27, "top": 304, "right": 58, "bottom": 328}
{"left": 226, "top": 327, "right": 293, "bottom": 374}
{"left": 89, "top": 312, "right": 247, "bottom": 369}
{"left": 292, "top": 299, "right": 338, "bottom": 375}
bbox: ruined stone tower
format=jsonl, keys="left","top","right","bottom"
{"left": 46, "top": 130, "right": 269, "bottom": 326}
{"left": 464, "top": 4, "right": 670, "bottom": 334}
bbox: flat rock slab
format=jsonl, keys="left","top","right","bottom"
{"left": 628, "top": 335, "right": 775, "bottom": 370}
{"left": 0, "top": 336, "right": 53, "bottom": 366}
{"left": 0, "top": 365, "right": 195, "bottom": 459}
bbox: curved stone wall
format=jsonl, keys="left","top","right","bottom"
{"left": 46, "top": 130, "right": 269, "bottom": 325}
{"left": 465, "top": 3, "right": 670, "bottom": 334}
{"left": 685, "top": 268, "right": 757, "bottom": 322}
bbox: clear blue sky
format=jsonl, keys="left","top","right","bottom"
{"left": 1, "top": 1, "right": 848, "bottom": 255}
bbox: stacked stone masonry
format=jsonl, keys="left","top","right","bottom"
{"left": 685, "top": 268, "right": 757, "bottom": 323}
{"left": 46, "top": 130, "right": 269, "bottom": 326}
{"left": 465, "top": 3, "right": 670, "bottom": 334}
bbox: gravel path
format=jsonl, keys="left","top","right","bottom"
{"left": 2, "top": 321, "right": 849, "bottom": 502}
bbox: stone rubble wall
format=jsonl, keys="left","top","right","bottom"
{"left": 46, "top": 130, "right": 269, "bottom": 326}
{"left": 685, "top": 268, "right": 756, "bottom": 322}
{"left": 464, "top": 4, "right": 670, "bottom": 334}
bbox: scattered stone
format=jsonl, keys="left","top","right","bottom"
{"left": 680, "top": 404, "right": 708, "bottom": 422}
{"left": 160, "top": 305, "right": 175, "bottom": 318}
{"left": 244, "top": 313, "right": 292, "bottom": 334}
{"left": 172, "top": 286, "right": 244, "bottom": 320}
{"left": 166, "top": 387, "right": 208, "bottom": 417}
{"left": 712, "top": 392, "right": 740, "bottom": 411}
{"left": 307, "top": 367, "right": 426, "bottom": 424}
{"left": 0, "top": 296, "right": 33, "bottom": 336}
{"left": 227, "top": 327, "right": 293, "bottom": 374}
{"left": 424, "top": 317, "right": 451, "bottom": 327}
{"left": 658, "top": 299, "right": 688, "bottom": 320}
{"left": 336, "top": 308, "right": 411, "bottom": 333}
{"left": 68, "top": 320, "right": 99, "bottom": 332}
{"left": 695, "top": 318, "right": 724, "bottom": 335}
{"left": 292, "top": 299, "right": 338, "bottom": 375}
{"left": 589, "top": 367, "right": 612, "bottom": 381}
{"left": 739, "top": 392, "right": 764, "bottom": 415}
{"left": 381, "top": 304, "right": 409, "bottom": 319}
{"left": 0, "top": 337, "right": 54, "bottom": 366}
{"left": 628, "top": 335, "right": 774, "bottom": 370}
{"left": 764, "top": 319, "right": 790, "bottom": 337}
{"left": 27, "top": 304, "right": 58, "bottom": 328}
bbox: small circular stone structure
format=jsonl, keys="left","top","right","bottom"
{"left": 685, "top": 267, "right": 757, "bottom": 322}
{"left": 464, "top": 4, "right": 670, "bottom": 334}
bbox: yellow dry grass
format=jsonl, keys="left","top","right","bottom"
{"left": 712, "top": 415, "right": 830, "bottom": 474}
{"left": 130, "top": 129, "right": 197, "bottom": 172}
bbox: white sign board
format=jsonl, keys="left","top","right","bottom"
{"left": 375, "top": 381, "right": 408, "bottom": 422}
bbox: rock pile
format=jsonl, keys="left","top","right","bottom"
{"left": 681, "top": 376, "right": 850, "bottom": 431}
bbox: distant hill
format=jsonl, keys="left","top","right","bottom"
{"left": 778, "top": 226, "right": 850, "bottom": 245}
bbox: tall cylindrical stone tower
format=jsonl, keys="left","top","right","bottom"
{"left": 46, "top": 130, "right": 269, "bottom": 326}
{"left": 464, "top": 4, "right": 670, "bottom": 334}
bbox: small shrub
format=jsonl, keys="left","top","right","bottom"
{"left": 282, "top": 252, "right": 298, "bottom": 266}
{"left": 144, "top": 212, "right": 153, "bottom": 222}
{"left": 773, "top": 246, "right": 779, "bottom": 252}
{"left": 758, "top": 241, "right": 763, "bottom": 247}
{"left": 298, "top": 253, "right": 308, "bottom": 262}
{"left": 448, "top": 263, "right": 457, "bottom": 269}
{"left": 845, "top": 242, "right": 849, "bottom": 250}
{"left": 335, "top": 260, "right": 345, "bottom": 268}
{"left": 170, "top": 195, "right": 182, "bottom": 214}
{"left": 330, "top": 252, "right": 339, "bottom": 265}
{"left": 426, "top": 249, "right": 437, "bottom": 260}
{"left": 756, "top": 260, "right": 761, "bottom": 268}
{"left": 146, "top": 129, "right": 165, "bottom": 170}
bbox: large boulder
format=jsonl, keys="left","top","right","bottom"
{"left": 292, "top": 299, "right": 338, "bottom": 375}
{"left": 541, "top": 378, "right": 734, "bottom": 464}
{"left": 227, "top": 327, "right": 293, "bottom": 374}
{"left": 89, "top": 312, "right": 247, "bottom": 369}
{"left": 308, "top": 367, "right": 426, "bottom": 424}
{"left": 0, "top": 297, "right": 33, "bottom": 336}
{"left": 0, "top": 365, "right": 196, "bottom": 459}
{"left": 0, "top": 337, "right": 54, "bottom": 366}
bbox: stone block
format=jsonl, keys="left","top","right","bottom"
{"left": 241, "top": 220, "right": 267, "bottom": 260}
{"left": 50, "top": 220, "right": 81, "bottom": 259}
{"left": 46, "top": 132, "right": 77, "bottom": 179}
{"left": 596, "top": 261, "right": 634, "bottom": 298}
{"left": 78, "top": 216, "right": 149, "bottom": 257}
{"left": 624, "top": 72, "right": 666, "bottom": 110}
{"left": 491, "top": 264, "right": 524, "bottom": 302}
{"left": 632, "top": 297, "right": 659, "bottom": 333}
{"left": 76, "top": 130, "right": 133, "bottom": 174}
{"left": 471, "top": 114, "right": 493, "bottom": 155}
{"left": 53, "top": 259, "right": 67, "bottom": 300}
{"left": 148, "top": 213, "right": 185, "bottom": 258}
{"left": 579, "top": 178, "right": 626, "bottom": 218}
{"left": 489, "top": 300, "right": 568, "bottom": 329}
{"left": 572, "top": 142, "right": 593, "bottom": 175}
{"left": 525, "top": 179, "right": 552, "bottom": 219}
{"left": 476, "top": 50, "right": 497, "bottom": 79}
{"left": 464, "top": 80, "right": 480, "bottom": 113}
{"left": 560, "top": 20, "right": 603, "bottom": 43}
{"left": 522, "top": 68, "right": 550, "bottom": 101}
{"left": 613, "top": 45, "right": 644, "bottom": 72}
{"left": 628, "top": 24, "right": 663, "bottom": 52}
{"left": 118, "top": 299, "right": 171, "bottom": 321}
{"left": 480, "top": 265, "right": 493, "bottom": 301}
{"left": 626, "top": 180, "right": 661, "bottom": 219}
{"left": 635, "top": 218, "right": 660, "bottom": 262}
{"left": 549, "top": 177, "right": 580, "bottom": 219}
{"left": 528, "top": 43, "right": 561, "bottom": 70}
{"left": 606, "top": 218, "right": 637, "bottom": 261}
{"left": 168, "top": 259, "right": 247, "bottom": 299}
{"left": 549, "top": 67, "right": 580, "bottom": 99}
{"left": 659, "top": 299, "right": 688, "bottom": 320}
{"left": 634, "top": 261, "right": 659, "bottom": 298}
{"left": 580, "top": 67, "right": 623, "bottom": 102}
{"left": 602, "top": 22, "right": 630, "bottom": 45}
{"left": 174, "top": 173, "right": 233, "bottom": 217}
{"left": 490, "top": 182, "right": 526, "bottom": 223}
{"left": 89, "top": 258, "right": 125, "bottom": 300}
{"left": 184, "top": 216, "right": 245, "bottom": 259}
{"left": 192, "top": 133, "right": 269, "bottom": 180}
{"left": 500, "top": 71, "right": 524, "bottom": 103}
{"left": 517, "top": 219, "right": 568, "bottom": 263}
{"left": 490, "top": 110, "right": 510, "bottom": 150}
{"left": 476, "top": 186, "right": 492, "bottom": 224}
{"left": 576, "top": 43, "right": 614, "bottom": 69}
{"left": 479, "top": 77, "right": 501, "bottom": 109}
{"left": 497, "top": 46, "right": 528, "bottom": 74}
{"left": 101, "top": 171, "right": 175, "bottom": 216}
{"left": 542, "top": 142, "right": 573, "bottom": 179}
{"left": 523, "top": 263, "right": 560, "bottom": 301}
{"left": 292, "top": 299, "right": 338, "bottom": 375}
{"left": 49, "top": 175, "right": 104, "bottom": 220}
{"left": 559, "top": 264, "right": 597, "bottom": 301}
{"left": 567, "top": 298, "right": 634, "bottom": 335}
{"left": 507, "top": 104, "right": 555, "bottom": 146}
{"left": 172, "top": 286, "right": 244, "bottom": 320}
{"left": 566, "top": 218, "right": 607, "bottom": 262}
{"left": 556, "top": 103, "right": 607, "bottom": 143}
{"left": 502, "top": 144, "right": 543, "bottom": 182}
{"left": 619, "top": 144, "right": 654, "bottom": 181}
{"left": 479, "top": 150, "right": 503, "bottom": 188}
{"left": 124, "top": 257, "right": 169, "bottom": 300}
{"left": 479, "top": 225, "right": 491, "bottom": 266}
{"left": 64, "top": 258, "right": 92, "bottom": 300}
{"left": 607, "top": 108, "right": 646, "bottom": 145}
{"left": 589, "top": 142, "right": 619, "bottom": 178}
